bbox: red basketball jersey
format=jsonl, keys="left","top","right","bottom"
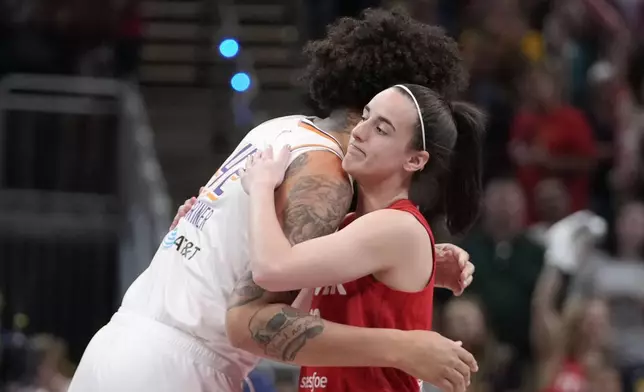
{"left": 298, "top": 199, "right": 436, "bottom": 392}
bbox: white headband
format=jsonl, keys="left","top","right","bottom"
{"left": 395, "top": 84, "right": 426, "bottom": 151}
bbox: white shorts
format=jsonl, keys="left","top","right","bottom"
{"left": 68, "top": 311, "right": 246, "bottom": 392}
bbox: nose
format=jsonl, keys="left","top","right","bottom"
{"left": 351, "top": 121, "right": 367, "bottom": 142}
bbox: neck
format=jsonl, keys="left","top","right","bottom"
{"left": 313, "top": 109, "right": 360, "bottom": 153}
{"left": 355, "top": 176, "right": 409, "bottom": 215}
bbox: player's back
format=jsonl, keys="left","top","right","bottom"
{"left": 120, "top": 115, "right": 344, "bottom": 376}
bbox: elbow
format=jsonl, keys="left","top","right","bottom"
{"left": 251, "top": 260, "right": 292, "bottom": 292}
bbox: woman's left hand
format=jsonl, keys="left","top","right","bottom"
{"left": 434, "top": 243, "right": 474, "bottom": 296}
{"left": 241, "top": 145, "right": 291, "bottom": 194}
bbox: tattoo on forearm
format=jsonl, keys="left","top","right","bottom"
{"left": 249, "top": 306, "right": 324, "bottom": 361}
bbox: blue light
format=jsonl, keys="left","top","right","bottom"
{"left": 219, "top": 39, "right": 239, "bottom": 58}
{"left": 231, "top": 73, "right": 251, "bottom": 92}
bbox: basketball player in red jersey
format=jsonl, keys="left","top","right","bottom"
{"left": 240, "top": 84, "right": 484, "bottom": 392}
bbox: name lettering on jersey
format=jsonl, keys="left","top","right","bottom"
{"left": 314, "top": 284, "right": 346, "bottom": 296}
{"left": 300, "top": 372, "right": 328, "bottom": 391}
{"left": 204, "top": 143, "right": 257, "bottom": 201}
{"left": 183, "top": 200, "right": 214, "bottom": 230}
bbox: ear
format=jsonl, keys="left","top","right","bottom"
{"left": 403, "top": 150, "right": 430, "bottom": 173}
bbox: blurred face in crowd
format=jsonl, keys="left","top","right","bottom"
{"left": 589, "top": 367, "right": 622, "bottom": 392}
{"left": 615, "top": 201, "right": 644, "bottom": 257}
{"left": 443, "top": 298, "right": 487, "bottom": 349}
{"left": 534, "top": 178, "right": 570, "bottom": 224}
{"left": 560, "top": 0, "right": 588, "bottom": 32}
{"left": 523, "top": 68, "right": 560, "bottom": 109}
{"left": 580, "top": 299, "right": 610, "bottom": 344}
{"left": 483, "top": 180, "right": 526, "bottom": 236}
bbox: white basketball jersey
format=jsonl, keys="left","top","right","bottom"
{"left": 120, "top": 116, "right": 344, "bottom": 376}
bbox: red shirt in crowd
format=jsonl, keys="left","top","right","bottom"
{"left": 510, "top": 106, "right": 597, "bottom": 222}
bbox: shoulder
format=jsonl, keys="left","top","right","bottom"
{"left": 276, "top": 150, "right": 352, "bottom": 245}
{"left": 347, "top": 209, "right": 430, "bottom": 248}
{"left": 279, "top": 150, "right": 350, "bottom": 202}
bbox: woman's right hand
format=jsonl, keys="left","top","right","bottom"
{"left": 398, "top": 330, "right": 477, "bottom": 392}
{"left": 169, "top": 187, "right": 204, "bottom": 230}
{"left": 240, "top": 145, "right": 291, "bottom": 195}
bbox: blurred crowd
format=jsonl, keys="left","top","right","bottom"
{"left": 417, "top": 0, "right": 644, "bottom": 392}
{"left": 2, "top": 0, "right": 644, "bottom": 391}
{"left": 0, "top": 330, "right": 73, "bottom": 392}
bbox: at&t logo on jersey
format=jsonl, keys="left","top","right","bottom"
{"left": 162, "top": 229, "right": 178, "bottom": 249}
{"left": 161, "top": 229, "right": 201, "bottom": 260}
{"left": 300, "top": 372, "right": 328, "bottom": 391}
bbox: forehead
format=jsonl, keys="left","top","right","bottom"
{"left": 367, "top": 88, "right": 418, "bottom": 132}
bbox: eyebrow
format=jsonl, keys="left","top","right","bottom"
{"left": 364, "top": 105, "right": 396, "bottom": 132}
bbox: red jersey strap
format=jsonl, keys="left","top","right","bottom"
{"left": 386, "top": 199, "right": 436, "bottom": 245}
{"left": 338, "top": 198, "right": 436, "bottom": 283}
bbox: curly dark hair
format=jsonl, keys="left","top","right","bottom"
{"left": 301, "top": 8, "right": 468, "bottom": 112}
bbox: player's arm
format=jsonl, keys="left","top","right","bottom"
{"left": 226, "top": 270, "right": 412, "bottom": 368}
{"left": 250, "top": 198, "right": 425, "bottom": 291}
{"left": 226, "top": 152, "right": 412, "bottom": 367}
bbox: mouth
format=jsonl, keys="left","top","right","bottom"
{"left": 348, "top": 143, "right": 365, "bottom": 156}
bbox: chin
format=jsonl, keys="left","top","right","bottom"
{"left": 341, "top": 157, "right": 358, "bottom": 173}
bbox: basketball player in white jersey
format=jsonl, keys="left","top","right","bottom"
{"left": 69, "top": 9, "right": 476, "bottom": 392}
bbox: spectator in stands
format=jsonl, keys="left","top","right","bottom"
{"left": 439, "top": 296, "right": 520, "bottom": 392}
{"left": 532, "top": 284, "right": 612, "bottom": 392}
{"left": 460, "top": 178, "right": 544, "bottom": 387}
{"left": 612, "top": 49, "right": 644, "bottom": 202}
{"left": 528, "top": 178, "right": 572, "bottom": 245}
{"left": 27, "top": 334, "right": 72, "bottom": 392}
{"left": 584, "top": 61, "right": 625, "bottom": 224}
{"left": 510, "top": 64, "right": 597, "bottom": 223}
{"left": 535, "top": 201, "right": 642, "bottom": 392}
{"left": 5, "top": 334, "right": 72, "bottom": 392}
{"left": 588, "top": 201, "right": 644, "bottom": 391}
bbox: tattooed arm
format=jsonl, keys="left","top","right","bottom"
{"left": 225, "top": 151, "right": 478, "bottom": 383}
{"left": 226, "top": 151, "right": 403, "bottom": 366}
